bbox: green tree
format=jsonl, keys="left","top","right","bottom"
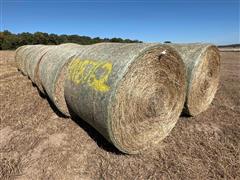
{"left": 0, "top": 30, "right": 142, "bottom": 50}
{"left": 164, "top": 41, "right": 172, "bottom": 43}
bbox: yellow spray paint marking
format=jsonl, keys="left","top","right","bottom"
{"left": 88, "top": 62, "right": 112, "bottom": 92}
{"left": 68, "top": 58, "right": 112, "bottom": 92}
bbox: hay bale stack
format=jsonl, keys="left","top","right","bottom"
{"left": 38, "top": 43, "right": 83, "bottom": 116}
{"left": 65, "top": 43, "right": 186, "bottom": 154}
{"left": 168, "top": 44, "right": 220, "bottom": 116}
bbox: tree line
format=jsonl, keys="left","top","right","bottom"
{"left": 0, "top": 30, "right": 142, "bottom": 50}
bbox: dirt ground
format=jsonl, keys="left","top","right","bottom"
{"left": 0, "top": 50, "right": 239, "bottom": 180}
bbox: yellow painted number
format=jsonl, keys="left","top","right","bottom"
{"left": 68, "top": 59, "right": 112, "bottom": 92}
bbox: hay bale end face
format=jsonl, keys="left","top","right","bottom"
{"left": 65, "top": 43, "right": 186, "bottom": 154}
{"left": 38, "top": 44, "right": 84, "bottom": 116}
{"left": 168, "top": 44, "right": 220, "bottom": 116}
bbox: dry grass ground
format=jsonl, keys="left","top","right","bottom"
{"left": 0, "top": 50, "right": 239, "bottom": 179}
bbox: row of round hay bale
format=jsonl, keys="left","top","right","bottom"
{"left": 64, "top": 43, "right": 186, "bottom": 154}
{"left": 16, "top": 45, "right": 53, "bottom": 93}
{"left": 167, "top": 43, "right": 220, "bottom": 116}
{"left": 38, "top": 43, "right": 83, "bottom": 116}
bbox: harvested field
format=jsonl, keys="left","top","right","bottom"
{"left": 0, "top": 50, "right": 239, "bottom": 179}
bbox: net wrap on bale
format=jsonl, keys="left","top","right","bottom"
{"left": 168, "top": 43, "right": 220, "bottom": 116}
{"left": 64, "top": 43, "right": 187, "bottom": 154}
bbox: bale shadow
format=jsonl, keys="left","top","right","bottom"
{"left": 180, "top": 106, "right": 192, "bottom": 118}
{"left": 180, "top": 112, "right": 192, "bottom": 118}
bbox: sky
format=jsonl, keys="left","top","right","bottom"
{"left": 1, "top": 0, "right": 239, "bottom": 45}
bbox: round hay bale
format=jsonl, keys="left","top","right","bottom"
{"left": 23, "top": 45, "right": 46, "bottom": 76}
{"left": 25, "top": 45, "right": 54, "bottom": 93}
{"left": 38, "top": 44, "right": 83, "bottom": 116}
{"left": 19, "top": 45, "right": 44, "bottom": 75}
{"left": 168, "top": 43, "right": 220, "bottom": 116}
{"left": 15, "top": 45, "right": 32, "bottom": 72}
{"left": 64, "top": 43, "right": 186, "bottom": 154}
{"left": 15, "top": 46, "right": 24, "bottom": 69}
